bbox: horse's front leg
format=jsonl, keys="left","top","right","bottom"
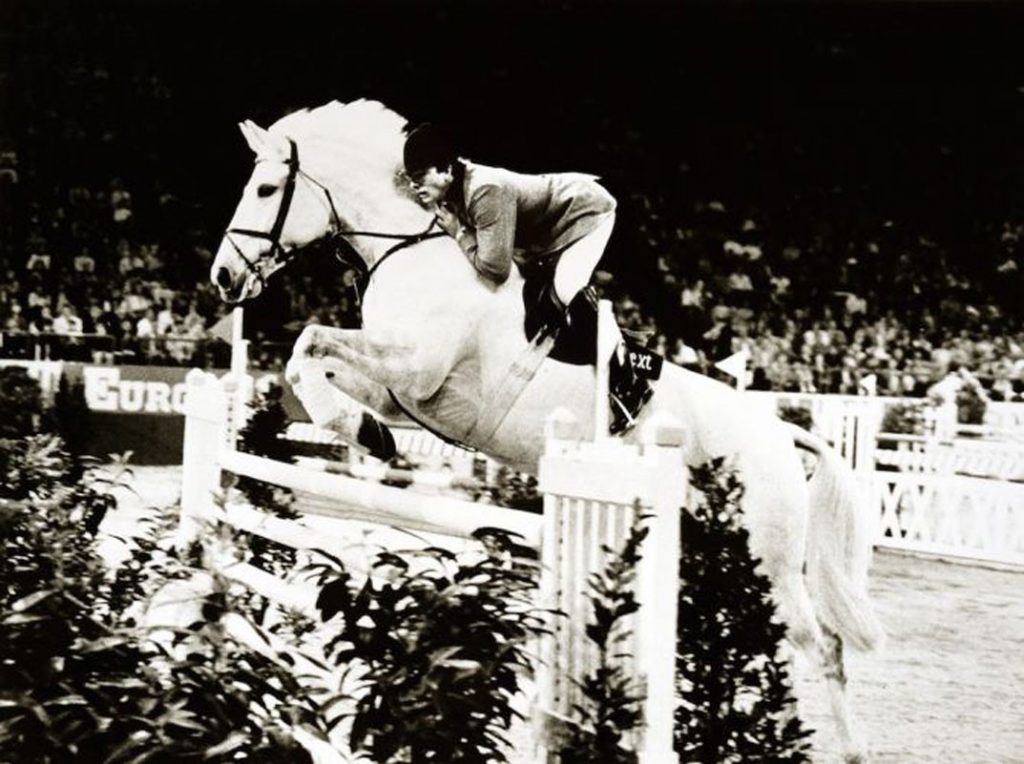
{"left": 296, "top": 324, "right": 453, "bottom": 402}
{"left": 286, "top": 330, "right": 408, "bottom": 460}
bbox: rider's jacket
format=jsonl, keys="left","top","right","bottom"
{"left": 437, "top": 160, "right": 616, "bottom": 283}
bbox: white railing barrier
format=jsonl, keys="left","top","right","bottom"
{"left": 179, "top": 367, "right": 688, "bottom": 762}
{"left": 868, "top": 472, "right": 1024, "bottom": 567}
{"left": 536, "top": 407, "right": 685, "bottom": 762}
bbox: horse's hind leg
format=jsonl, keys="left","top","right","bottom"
{"left": 776, "top": 570, "right": 868, "bottom": 763}
{"left": 820, "top": 627, "right": 867, "bottom": 764}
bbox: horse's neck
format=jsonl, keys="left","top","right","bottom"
{"left": 321, "top": 159, "right": 434, "bottom": 268}
{"left": 361, "top": 236, "right": 526, "bottom": 345}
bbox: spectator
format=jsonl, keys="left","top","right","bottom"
{"left": 73, "top": 247, "right": 96, "bottom": 273}
{"left": 155, "top": 300, "right": 176, "bottom": 336}
{"left": 25, "top": 244, "right": 52, "bottom": 272}
{"left": 3, "top": 302, "right": 27, "bottom": 332}
{"left": 136, "top": 308, "right": 156, "bottom": 339}
{"left": 51, "top": 304, "right": 83, "bottom": 336}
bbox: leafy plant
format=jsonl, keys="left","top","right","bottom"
{"left": 480, "top": 465, "right": 543, "bottom": 514}
{"left": 0, "top": 388, "right": 332, "bottom": 761}
{"left": 234, "top": 381, "right": 300, "bottom": 581}
{"left": 0, "top": 366, "right": 42, "bottom": 440}
{"left": 44, "top": 373, "right": 93, "bottom": 481}
{"left": 675, "top": 458, "right": 812, "bottom": 763}
{"left": 236, "top": 381, "right": 298, "bottom": 516}
{"left": 557, "top": 513, "right": 647, "bottom": 764}
{"left": 0, "top": 434, "right": 75, "bottom": 502}
{"left": 880, "top": 401, "right": 927, "bottom": 438}
{"left": 307, "top": 530, "right": 545, "bottom": 763}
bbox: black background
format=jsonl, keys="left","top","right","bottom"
{"left": 3, "top": 0, "right": 1022, "bottom": 272}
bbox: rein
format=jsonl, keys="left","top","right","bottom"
{"left": 224, "top": 137, "right": 446, "bottom": 292}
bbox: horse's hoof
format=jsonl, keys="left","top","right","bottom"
{"left": 358, "top": 414, "right": 397, "bottom": 462}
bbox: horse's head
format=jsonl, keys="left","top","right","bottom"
{"left": 212, "top": 120, "right": 337, "bottom": 302}
{"left": 212, "top": 101, "right": 435, "bottom": 303}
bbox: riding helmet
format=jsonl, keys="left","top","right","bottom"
{"left": 403, "top": 123, "right": 456, "bottom": 177}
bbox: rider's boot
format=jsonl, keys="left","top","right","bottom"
{"left": 525, "top": 281, "right": 658, "bottom": 435}
{"left": 608, "top": 338, "right": 659, "bottom": 435}
{"left": 525, "top": 279, "right": 572, "bottom": 343}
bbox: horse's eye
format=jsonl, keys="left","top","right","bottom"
{"left": 257, "top": 184, "right": 277, "bottom": 198}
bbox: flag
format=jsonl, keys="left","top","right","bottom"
{"left": 208, "top": 310, "right": 235, "bottom": 345}
{"left": 715, "top": 349, "right": 749, "bottom": 382}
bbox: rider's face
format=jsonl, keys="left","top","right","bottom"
{"left": 409, "top": 165, "right": 452, "bottom": 207}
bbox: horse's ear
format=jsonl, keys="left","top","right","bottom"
{"left": 239, "top": 120, "right": 265, "bottom": 155}
{"left": 239, "top": 119, "right": 289, "bottom": 161}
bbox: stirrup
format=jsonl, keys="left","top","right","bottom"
{"left": 609, "top": 393, "right": 638, "bottom": 435}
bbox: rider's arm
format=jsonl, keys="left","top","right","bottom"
{"left": 463, "top": 183, "right": 516, "bottom": 284}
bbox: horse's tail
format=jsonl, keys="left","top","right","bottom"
{"left": 788, "top": 423, "right": 886, "bottom": 652}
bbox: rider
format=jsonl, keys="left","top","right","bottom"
{"left": 402, "top": 123, "right": 657, "bottom": 433}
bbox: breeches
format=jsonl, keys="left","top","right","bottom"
{"left": 552, "top": 212, "right": 616, "bottom": 305}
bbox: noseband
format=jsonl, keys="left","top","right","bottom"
{"left": 223, "top": 138, "right": 445, "bottom": 294}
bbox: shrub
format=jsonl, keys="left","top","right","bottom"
{"left": 234, "top": 381, "right": 300, "bottom": 583}
{"left": 307, "top": 530, "right": 545, "bottom": 762}
{"left": 557, "top": 514, "right": 647, "bottom": 764}
{"left": 481, "top": 465, "right": 543, "bottom": 514}
{"left": 880, "top": 401, "right": 926, "bottom": 437}
{"left": 44, "top": 373, "right": 92, "bottom": 479}
{"left": 0, "top": 366, "right": 43, "bottom": 440}
{"left": 675, "top": 458, "right": 812, "bottom": 763}
{"left": 0, "top": 396, "right": 330, "bottom": 761}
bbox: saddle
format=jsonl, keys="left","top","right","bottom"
{"left": 521, "top": 271, "right": 663, "bottom": 434}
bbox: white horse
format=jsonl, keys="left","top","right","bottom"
{"left": 211, "top": 99, "right": 884, "bottom": 761}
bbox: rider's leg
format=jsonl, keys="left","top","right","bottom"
{"left": 552, "top": 212, "right": 616, "bottom": 306}
{"left": 527, "top": 212, "right": 615, "bottom": 343}
{"left": 524, "top": 211, "right": 656, "bottom": 435}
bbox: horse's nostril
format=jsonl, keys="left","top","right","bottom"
{"left": 216, "top": 267, "right": 232, "bottom": 290}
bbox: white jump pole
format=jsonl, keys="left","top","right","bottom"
{"left": 226, "top": 306, "right": 248, "bottom": 445}
{"left": 635, "top": 412, "right": 684, "bottom": 762}
{"left": 593, "top": 299, "right": 616, "bottom": 441}
{"left": 229, "top": 306, "right": 246, "bottom": 377}
{"left": 177, "top": 369, "right": 227, "bottom": 552}
{"left": 536, "top": 409, "right": 683, "bottom": 762}
{"left": 536, "top": 296, "right": 684, "bottom": 762}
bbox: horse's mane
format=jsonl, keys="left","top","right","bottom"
{"left": 268, "top": 100, "right": 409, "bottom": 166}
{"left": 259, "top": 99, "right": 428, "bottom": 237}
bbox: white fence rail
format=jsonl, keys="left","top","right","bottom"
{"left": 745, "top": 392, "right": 1024, "bottom": 566}
{"left": 875, "top": 437, "right": 1024, "bottom": 481}
{"left": 867, "top": 472, "right": 1024, "bottom": 567}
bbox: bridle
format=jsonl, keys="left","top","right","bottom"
{"left": 224, "top": 137, "right": 445, "bottom": 294}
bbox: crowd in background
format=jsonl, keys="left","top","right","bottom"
{"left": 1, "top": 45, "right": 1021, "bottom": 401}
{"left": 601, "top": 194, "right": 1023, "bottom": 399}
